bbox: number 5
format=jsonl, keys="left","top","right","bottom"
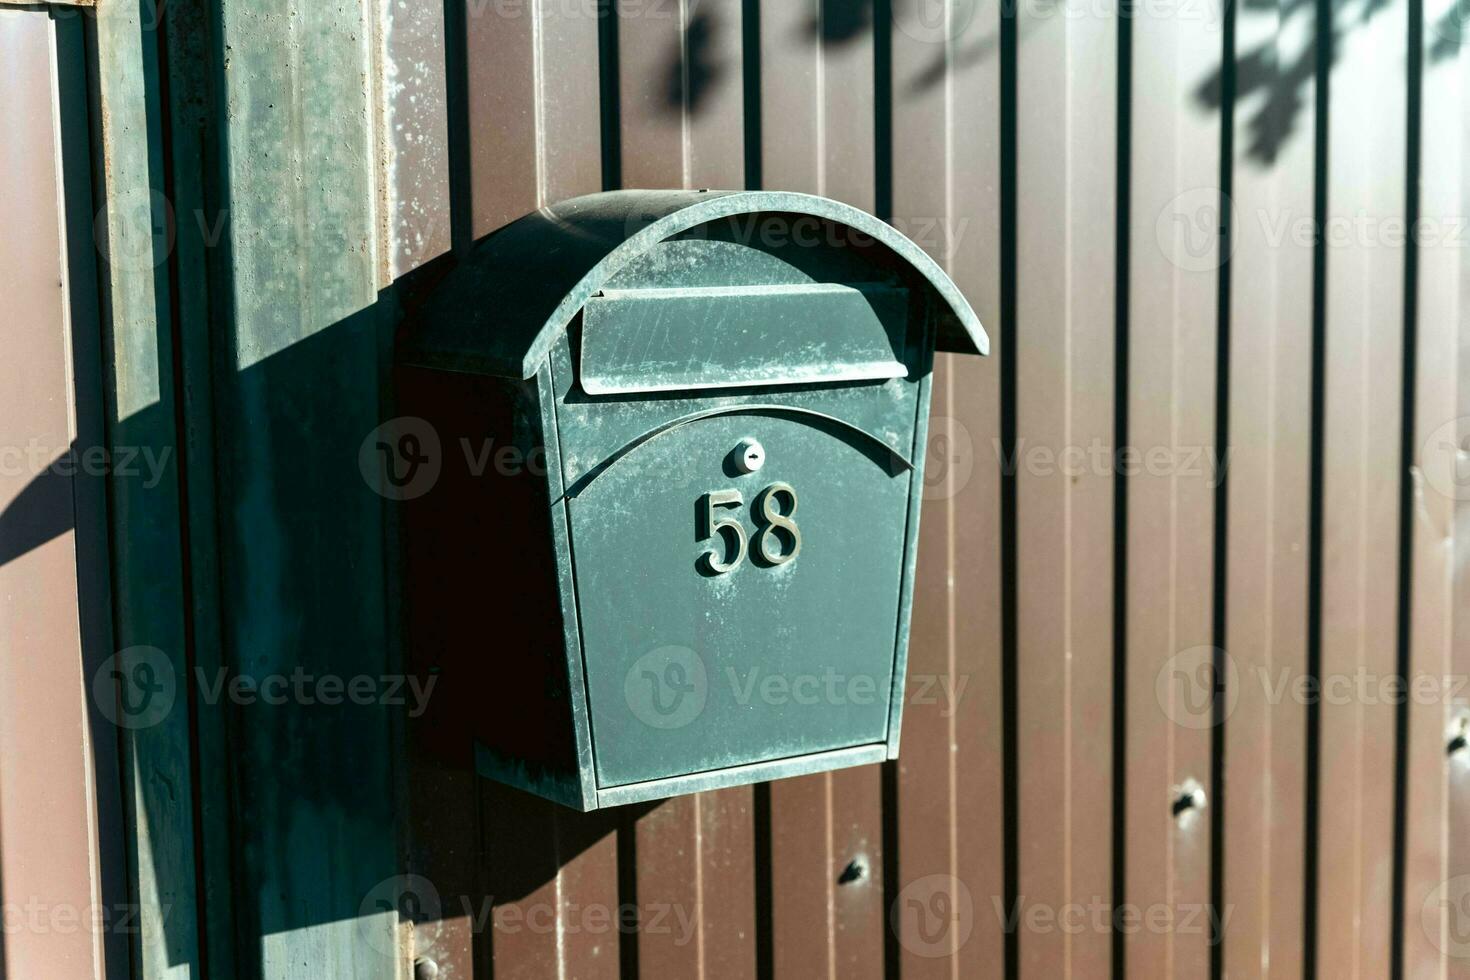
{"left": 700, "top": 489, "right": 747, "bottom": 574}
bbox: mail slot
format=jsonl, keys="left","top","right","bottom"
{"left": 397, "top": 190, "right": 988, "bottom": 810}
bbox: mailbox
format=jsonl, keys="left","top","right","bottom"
{"left": 397, "top": 190, "right": 987, "bottom": 810}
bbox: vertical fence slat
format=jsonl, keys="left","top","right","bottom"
{"left": 89, "top": 0, "right": 208, "bottom": 975}
{"left": 207, "top": 0, "right": 401, "bottom": 969}
{"left": 1218, "top": 0, "right": 1316, "bottom": 974}
{"left": 0, "top": 13, "right": 114, "bottom": 978}
{"left": 1013, "top": 0, "right": 1117, "bottom": 975}
{"left": 754, "top": 4, "right": 886, "bottom": 974}
{"left": 466, "top": 0, "right": 539, "bottom": 237}
{"left": 618, "top": 0, "right": 745, "bottom": 190}
{"left": 384, "top": 0, "right": 452, "bottom": 274}
{"left": 613, "top": 6, "right": 755, "bottom": 974}
{"left": 1314, "top": 0, "right": 1408, "bottom": 972}
{"left": 1125, "top": 1, "right": 1222, "bottom": 974}
{"left": 892, "top": 0, "right": 1007, "bottom": 975}
{"left": 1400, "top": 0, "right": 1465, "bottom": 973}
{"left": 418, "top": 6, "right": 613, "bottom": 979}
{"left": 412, "top": 14, "right": 537, "bottom": 980}
{"left": 758, "top": 0, "right": 874, "bottom": 207}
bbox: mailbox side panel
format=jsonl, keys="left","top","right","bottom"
{"left": 398, "top": 365, "right": 590, "bottom": 808}
{"left": 886, "top": 312, "right": 938, "bottom": 758}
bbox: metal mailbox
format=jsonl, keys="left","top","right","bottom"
{"left": 398, "top": 190, "right": 988, "bottom": 810}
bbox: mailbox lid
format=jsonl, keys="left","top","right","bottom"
{"left": 568, "top": 409, "right": 911, "bottom": 787}
{"left": 579, "top": 283, "right": 909, "bottom": 395}
{"left": 399, "top": 190, "right": 988, "bottom": 379}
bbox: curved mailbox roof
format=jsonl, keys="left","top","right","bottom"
{"left": 402, "top": 189, "right": 989, "bottom": 379}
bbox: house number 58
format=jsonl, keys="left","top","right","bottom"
{"left": 700, "top": 483, "right": 801, "bottom": 574}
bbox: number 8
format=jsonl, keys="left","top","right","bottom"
{"left": 754, "top": 483, "right": 801, "bottom": 565}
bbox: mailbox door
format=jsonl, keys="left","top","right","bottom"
{"left": 568, "top": 409, "right": 911, "bottom": 787}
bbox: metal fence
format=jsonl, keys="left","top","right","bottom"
{"left": 1, "top": 0, "right": 1466, "bottom": 976}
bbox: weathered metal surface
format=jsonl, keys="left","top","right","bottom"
{"left": 579, "top": 283, "right": 910, "bottom": 394}
{"left": 201, "top": 0, "right": 401, "bottom": 974}
{"left": 571, "top": 406, "right": 909, "bottom": 784}
{"left": 404, "top": 190, "right": 989, "bottom": 379}
{"left": 401, "top": 189, "right": 980, "bottom": 811}
{"left": 383, "top": 0, "right": 452, "bottom": 275}
{"left": 89, "top": 0, "right": 205, "bottom": 975}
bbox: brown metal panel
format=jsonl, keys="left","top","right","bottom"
{"left": 466, "top": 0, "right": 601, "bottom": 237}
{"left": 1126, "top": 3, "right": 1221, "bottom": 975}
{"left": 1218, "top": 0, "right": 1315, "bottom": 975}
{"left": 768, "top": 770, "right": 885, "bottom": 979}
{"left": 466, "top": 0, "right": 540, "bottom": 236}
{"left": 634, "top": 791, "right": 757, "bottom": 978}
{"left": 892, "top": 1, "right": 1006, "bottom": 976}
{"left": 482, "top": 785, "right": 571, "bottom": 978}
{"left": 539, "top": 4, "right": 604, "bottom": 204}
{"left": 1314, "top": 0, "right": 1407, "bottom": 974}
{"left": 385, "top": 0, "right": 452, "bottom": 274}
{"left": 553, "top": 812, "right": 622, "bottom": 978}
{"left": 758, "top": 0, "right": 874, "bottom": 210}
{"left": 0, "top": 11, "right": 106, "bottom": 978}
{"left": 618, "top": 0, "right": 744, "bottom": 189}
{"left": 1400, "top": 11, "right": 1464, "bottom": 971}
{"left": 697, "top": 787, "right": 758, "bottom": 976}
{"left": 632, "top": 799, "right": 701, "bottom": 976}
{"left": 477, "top": 748, "right": 620, "bottom": 980}
{"left": 1013, "top": 0, "right": 1116, "bottom": 975}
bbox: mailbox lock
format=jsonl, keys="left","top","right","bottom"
{"left": 733, "top": 438, "right": 766, "bottom": 474}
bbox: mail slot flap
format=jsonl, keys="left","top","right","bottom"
{"left": 578, "top": 282, "right": 909, "bottom": 396}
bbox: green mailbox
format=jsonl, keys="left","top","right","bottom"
{"left": 398, "top": 190, "right": 987, "bottom": 810}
